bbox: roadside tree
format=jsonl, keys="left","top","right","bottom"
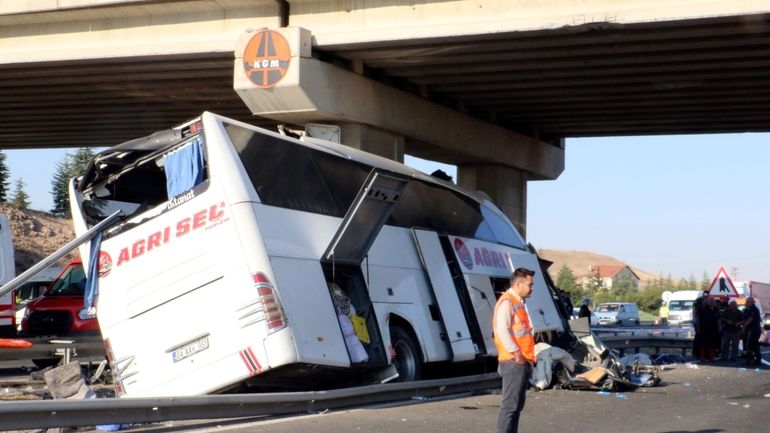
{"left": 50, "top": 148, "right": 95, "bottom": 217}
{"left": 11, "top": 178, "right": 30, "bottom": 209}
{"left": 0, "top": 151, "right": 9, "bottom": 202}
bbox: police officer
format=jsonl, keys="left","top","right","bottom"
{"left": 493, "top": 268, "right": 536, "bottom": 433}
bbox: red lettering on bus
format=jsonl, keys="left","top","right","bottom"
{"left": 117, "top": 248, "right": 131, "bottom": 266}
{"left": 132, "top": 239, "right": 145, "bottom": 258}
{"left": 192, "top": 209, "right": 207, "bottom": 230}
{"left": 209, "top": 202, "right": 225, "bottom": 221}
{"left": 474, "top": 248, "right": 484, "bottom": 265}
{"left": 481, "top": 248, "right": 492, "bottom": 266}
{"left": 176, "top": 218, "right": 191, "bottom": 237}
{"left": 147, "top": 231, "right": 162, "bottom": 251}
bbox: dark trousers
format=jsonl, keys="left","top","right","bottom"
{"left": 497, "top": 361, "right": 531, "bottom": 433}
{"left": 745, "top": 329, "right": 762, "bottom": 365}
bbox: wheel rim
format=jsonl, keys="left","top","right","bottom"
{"left": 394, "top": 339, "right": 417, "bottom": 380}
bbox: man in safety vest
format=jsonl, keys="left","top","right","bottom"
{"left": 493, "top": 267, "right": 536, "bottom": 433}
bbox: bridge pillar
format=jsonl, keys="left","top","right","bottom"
{"left": 338, "top": 123, "right": 405, "bottom": 163}
{"left": 234, "top": 26, "right": 564, "bottom": 235}
{"left": 457, "top": 164, "right": 528, "bottom": 237}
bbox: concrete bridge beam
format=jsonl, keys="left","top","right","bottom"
{"left": 458, "top": 164, "right": 529, "bottom": 237}
{"left": 234, "top": 27, "right": 563, "bottom": 230}
{"left": 234, "top": 27, "right": 565, "bottom": 180}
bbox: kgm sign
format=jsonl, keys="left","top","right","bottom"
{"left": 242, "top": 30, "right": 291, "bottom": 88}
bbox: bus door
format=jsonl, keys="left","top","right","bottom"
{"left": 460, "top": 273, "right": 497, "bottom": 356}
{"left": 322, "top": 170, "right": 408, "bottom": 365}
{"left": 412, "top": 229, "right": 477, "bottom": 361}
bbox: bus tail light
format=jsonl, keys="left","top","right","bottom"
{"left": 253, "top": 273, "right": 287, "bottom": 332}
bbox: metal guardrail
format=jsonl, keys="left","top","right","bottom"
{"left": 0, "top": 373, "right": 501, "bottom": 430}
{"left": 590, "top": 326, "right": 694, "bottom": 356}
{"left": 0, "top": 336, "right": 105, "bottom": 362}
{"left": 599, "top": 334, "right": 694, "bottom": 356}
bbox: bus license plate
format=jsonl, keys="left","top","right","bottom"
{"left": 172, "top": 337, "right": 209, "bottom": 363}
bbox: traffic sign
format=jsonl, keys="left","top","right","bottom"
{"left": 706, "top": 266, "right": 739, "bottom": 297}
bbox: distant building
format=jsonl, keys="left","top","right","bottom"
{"left": 581, "top": 264, "right": 640, "bottom": 290}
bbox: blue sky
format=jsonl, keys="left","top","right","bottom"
{"left": 409, "top": 133, "right": 770, "bottom": 284}
{"left": 5, "top": 133, "right": 769, "bottom": 283}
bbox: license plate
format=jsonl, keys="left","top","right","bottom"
{"left": 172, "top": 337, "right": 209, "bottom": 363}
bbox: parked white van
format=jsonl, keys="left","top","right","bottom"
{"left": 595, "top": 302, "right": 640, "bottom": 327}
{"left": 665, "top": 290, "right": 703, "bottom": 326}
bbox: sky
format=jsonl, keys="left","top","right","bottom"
{"left": 409, "top": 133, "right": 770, "bottom": 284}
{"left": 4, "top": 132, "right": 769, "bottom": 283}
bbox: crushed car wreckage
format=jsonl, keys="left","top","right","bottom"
{"left": 529, "top": 317, "right": 662, "bottom": 392}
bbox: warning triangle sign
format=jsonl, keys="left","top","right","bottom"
{"left": 706, "top": 266, "right": 740, "bottom": 297}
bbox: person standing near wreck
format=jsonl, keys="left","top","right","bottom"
{"left": 493, "top": 268, "right": 536, "bottom": 433}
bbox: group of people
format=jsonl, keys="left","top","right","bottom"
{"left": 554, "top": 288, "right": 591, "bottom": 321}
{"left": 691, "top": 291, "right": 763, "bottom": 365}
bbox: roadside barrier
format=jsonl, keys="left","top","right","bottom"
{"left": 0, "top": 373, "right": 501, "bottom": 430}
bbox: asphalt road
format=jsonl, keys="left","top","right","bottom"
{"left": 65, "top": 349, "right": 767, "bottom": 433}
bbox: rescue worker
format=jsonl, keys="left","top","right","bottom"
{"left": 658, "top": 302, "right": 669, "bottom": 326}
{"left": 719, "top": 300, "right": 743, "bottom": 362}
{"left": 578, "top": 298, "right": 591, "bottom": 319}
{"left": 742, "top": 297, "right": 762, "bottom": 366}
{"left": 493, "top": 267, "right": 536, "bottom": 433}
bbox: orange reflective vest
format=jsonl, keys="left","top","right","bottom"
{"left": 493, "top": 291, "right": 536, "bottom": 363}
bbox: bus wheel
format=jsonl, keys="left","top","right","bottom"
{"left": 33, "top": 358, "right": 59, "bottom": 369}
{"left": 390, "top": 326, "right": 422, "bottom": 382}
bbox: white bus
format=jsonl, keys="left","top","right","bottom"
{"left": 69, "top": 112, "right": 564, "bottom": 397}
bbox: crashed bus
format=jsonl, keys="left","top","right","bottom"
{"left": 69, "top": 112, "right": 565, "bottom": 397}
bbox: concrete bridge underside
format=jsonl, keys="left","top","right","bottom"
{"left": 2, "top": 1, "right": 770, "bottom": 232}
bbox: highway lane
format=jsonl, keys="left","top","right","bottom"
{"left": 59, "top": 348, "right": 770, "bottom": 433}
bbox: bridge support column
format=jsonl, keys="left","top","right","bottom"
{"left": 338, "top": 123, "right": 405, "bottom": 163}
{"left": 458, "top": 164, "right": 528, "bottom": 237}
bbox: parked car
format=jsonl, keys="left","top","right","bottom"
{"left": 571, "top": 307, "right": 598, "bottom": 326}
{"left": 762, "top": 312, "right": 770, "bottom": 330}
{"left": 19, "top": 259, "right": 99, "bottom": 338}
{"left": 594, "top": 302, "right": 640, "bottom": 327}
{"left": 13, "top": 266, "right": 62, "bottom": 332}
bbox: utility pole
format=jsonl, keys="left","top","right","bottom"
{"left": 730, "top": 267, "right": 738, "bottom": 281}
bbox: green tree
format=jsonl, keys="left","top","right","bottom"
{"left": 700, "top": 271, "right": 711, "bottom": 291}
{"left": 0, "top": 151, "right": 10, "bottom": 202}
{"left": 555, "top": 265, "right": 578, "bottom": 291}
{"left": 50, "top": 148, "right": 95, "bottom": 217}
{"left": 11, "top": 178, "right": 30, "bottom": 209}
{"left": 585, "top": 272, "right": 605, "bottom": 292}
{"left": 50, "top": 158, "right": 73, "bottom": 216}
{"left": 554, "top": 265, "right": 586, "bottom": 307}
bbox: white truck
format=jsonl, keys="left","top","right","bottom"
{"left": 68, "top": 112, "right": 565, "bottom": 397}
{"left": 663, "top": 290, "right": 703, "bottom": 326}
{"left": 734, "top": 280, "right": 770, "bottom": 315}
{"left": 0, "top": 214, "right": 17, "bottom": 337}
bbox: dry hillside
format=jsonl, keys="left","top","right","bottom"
{"left": 0, "top": 203, "right": 77, "bottom": 274}
{"left": 538, "top": 248, "right": 660, "bottom": 287}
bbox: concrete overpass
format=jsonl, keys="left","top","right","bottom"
{"left": 2, "top": 0, "right": 770, "bottom": 233}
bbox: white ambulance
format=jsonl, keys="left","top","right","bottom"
{"left": 0, "top": 214, "right": 16, "bottom": 337}
{"left": 69, "top": 112, "right": 564, "bottom": 397}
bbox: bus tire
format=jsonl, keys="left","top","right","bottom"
{"left": 390, "top": 326, "right": 422, "bottom": 382}
{"left": 33, "top": 358, "right": 59, "bottom": 369}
